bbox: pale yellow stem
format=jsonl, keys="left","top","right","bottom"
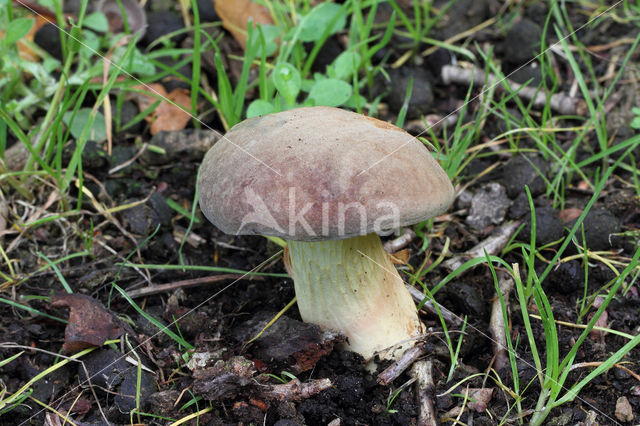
{"left": 288, "top": 233, "right": 423, "bottom": 361}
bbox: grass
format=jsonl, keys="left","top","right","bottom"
{"left": 1, "top": 0, "right": 640, "bottom": 424}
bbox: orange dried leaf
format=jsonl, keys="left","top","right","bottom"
{"left": 215, "top": 0, "right": 273, "bottom": 48}
{"left": 151, "top": 88, "right": 192, "bottom": 134}
{"left": 128, "top": 84, "right": 192, "bottom": 134}
{"left": 388, "top": 248, "right": 411, "bottom": 265}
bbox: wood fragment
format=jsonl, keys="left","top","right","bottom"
{"left": 490, "top": 272, "right": 514, "bottom": 371}
{"left": 377, "top": 344, "right": 427, "bottom": 386}
{"left": 406, "top": 285, "right": 462, "bottom": 326}
{"left": 126, "top": 274, "right": 254, "bottom": 298}
{"left": 444, "top": 221, "right": 520, "bottom": 271}
{"left": 258, "top": 378, "right": 332, "bottom": 401}
{"left": 569, "top": 362, "right": 640, "bottom": 383}
{"left": 441, "top": 65, "right": 587, "bottom": 115}
{"left": 411, "top": 360, "right": 437, "bottom": 426}
{"left": 383, "top": 228, "right": 417, "bottom": 253}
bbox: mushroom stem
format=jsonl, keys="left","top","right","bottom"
{"left": 287, "top": 233, "right": 423, "bottom": 361}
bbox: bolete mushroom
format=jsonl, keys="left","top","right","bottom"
{"left": 198, "top": 106, "right": 454, "bottom": 361}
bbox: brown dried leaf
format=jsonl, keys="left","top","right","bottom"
{"left": 388, "top": 248, "right": 411, "bottom": 265}
{"left": 51, "top": 293, "right": 123, "bottom": 353}
{"left": 128, "top": 84, "right": 192, "bottom": 135}
{"left": 466, "top": 388, "right": 494, "bottom": 412}
{"left": 215, "top": 0, "right": 273, "bottom": 48}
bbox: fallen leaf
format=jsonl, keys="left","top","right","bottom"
{"left": 388, "top": 248, "right": 410, "bottom": 265}
{"left": 466, "top": 388, "right": 494, "bottom": 412}
{"left": 51, "top": 293, "right": 123, "bottom": 353}
{"left": 128, "top": 84, "right": 192, "bottom": 134}
{"left": 215, "top": 0, "right": 273, "bottom": 48}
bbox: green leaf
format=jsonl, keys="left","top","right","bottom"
{"left": 116, "top": 47, "right": 156, "bottom": 76}
{"left": 63, "top": 108, "right": 107, "bottom": 141}
{"left": 273, "top": 63, "right": 301, "bottom": 106}
{"left": 78, "top": 29, "right": 100, "bottom": 61}
{"left": 247, "top": 24, "right": 280, "bottom": 57}
{"left": 68, "top": 25, "right": 83, "bottom": 53}
{"left": 5, "top": 18, "right": 35, "bottom": 45}
{"left": 308, "top": 79, "right": 352, "bottom": 107}
{"left": 332, "top": 51, "right": 361, "bottom": 80}
{"left": 298, "top": 3, "right": 346, "bottom": 42}
{"left": 247, "top": 100, "right": 275, "bottom": 118}
{"left": 84, "top": 12, "right": 110, "bottom": 33}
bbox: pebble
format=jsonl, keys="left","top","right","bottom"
{"left": 386, "top": 66, "right": 434, "bottom": 118}
{"left": 502, "top": 154, "right": 549, "bottom": 198}
{"left": 504, "top": 18, "right": 542, "bottom": 65}
{"left": 615, "top": 396, "right": 634, "bottom": 422}
{"left": 466, "top": 183, "right": 510, "bottom": 231}
{"left": 522, "top": 205, "right": 564, "bottom": 245}
{"left": 567, "top": 208, "right": 621, "bottom": 251}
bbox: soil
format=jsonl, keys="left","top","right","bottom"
{"left": 2, "top": 1, "right": 640, "bottom": 425}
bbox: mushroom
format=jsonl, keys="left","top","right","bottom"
{"left": 198, "top": 106, "right": 454, "bottom": 361}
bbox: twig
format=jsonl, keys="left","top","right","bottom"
{"left": 126, "top": 274, "right": 254, "bottom": 298}
{"left": 411, "top": 360, "right": 437, "bottom": 426}
{"left": 489, "top": 272, "right": 514, "bottom": 371}
{"left": 377, "top": 344, "right": 428, "bottom": 386}
{"left": 444, "top": 221, "right": 521, "bottom": 271}
{"left": 108, "top": 143, "right": 148, "bottom": 174}
{"left": 569, "top": 362, "right": 640, "bottom": 383}
{"left": 405, "top": 113, "right": 460, "bottom": 135}
{"left": 383, "top": 228, "right": 417, "bottom": 253}
{"left": 441, "top": 65, "right": 587, "bottom": 115}
{"left": 257, "top": 378, "right": 332, "bottom": 401}
{"left": 406, "top": 285, "right": 463, "bottom": 326}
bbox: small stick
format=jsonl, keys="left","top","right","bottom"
{"left": 489, "top": 272, "right": 514, "bottom": 371}
{"left": 406, "top": 285, "right": 462, "bottom": 326}
{"left": 444, "top": 221, "right": 520, "bottom": 271}
{"left": 258, "top": 378, "right": 332, "bottom": 401}
{"left": 377, "top": 344, "right": 428, "bottom": 386}
{"left": 411, "top": 360, "right": 438, "bottom": 426}
{"left": 383, "top": 228, "right": 416, "bottom": 253}
{"left": 126, "top": 274, "right": 253, "bottom": 298}
{"left": 569, "top": 362, "right": 640, "bottom": 383}
{"left": 108, "top": 143, "right": 148, "bottom": 174}
{"left": 441, "top": 65, "right": 587, "bottom": 116}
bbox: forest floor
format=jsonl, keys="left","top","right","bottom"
{"left": 1, "top": 0, "right": 640, "bottom": 425}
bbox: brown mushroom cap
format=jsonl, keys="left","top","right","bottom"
{"left": 198, "top": 106, "right": 454, "bottom": 241}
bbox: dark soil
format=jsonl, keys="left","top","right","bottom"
{"left": 2, "top": 1, "right": 640, "bottom": 425}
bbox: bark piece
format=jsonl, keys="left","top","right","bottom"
{"left": 257, "top": 378, "right": 332, "bottom": 402}
{"left": 233, "top": 311, "right": 344, "bottom": 373}
{"left": 411, "top": 360, "right": 437, "bottom": 426}
{"left": 193, "top": 356, "right": 257, "bottom": 401}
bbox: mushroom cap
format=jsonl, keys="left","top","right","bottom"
{"left": 198, "top": 106, "right": 454, "bottom": 241}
